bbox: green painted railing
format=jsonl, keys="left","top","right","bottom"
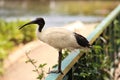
{"left": 45, "top": 5, "right": 120, "bottom": 80}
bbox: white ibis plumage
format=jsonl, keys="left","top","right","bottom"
{"left": 19, "top": 17, "right": 91, "bottom": 74}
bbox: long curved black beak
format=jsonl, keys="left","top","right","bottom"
{"left": 18, "top": 20, "right": 35, "bottom": 30}
{"left": 18, "top": 18, "right": 45, "bottom": 31}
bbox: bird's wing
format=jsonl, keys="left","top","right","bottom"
{"left": 74, "top": 32, "right": 91, "bottom": 48}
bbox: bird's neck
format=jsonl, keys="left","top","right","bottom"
{"left": 38, "top": 24, "right": 44, "bottom": 32}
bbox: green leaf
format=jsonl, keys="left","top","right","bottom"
{"left": 52, "top": 64, "right": 58, "bottom": 68}
{"left": 38, "top": 63, "right": 47, "bottom": 68}
{"left": 37, "top": 73, "right": 44, "bottom": 80}
{"left": 25, "top": 59, "right": 31, "bottom": 63}
{"left": 32, "top": 69, "right": 37, "bottom": 72}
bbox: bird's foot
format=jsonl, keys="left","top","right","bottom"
{"left": 47, "top": 70, "right": 63, "bottom": 74}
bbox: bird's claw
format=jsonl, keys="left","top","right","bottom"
{"left": 47, "top": 70, "right": 63, "bottom": 74}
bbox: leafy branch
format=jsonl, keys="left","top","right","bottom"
{"left": 25, "top": 51, "right": 47, "bottom": 80}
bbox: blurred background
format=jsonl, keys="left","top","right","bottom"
{"left": 0, "top": 0, "right": 120, "bottom": 80}
{"left": 0, "top": 0, "right": 120, "bottom": 26}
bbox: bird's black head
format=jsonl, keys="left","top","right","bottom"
{"left": 34, "top": 18, "right": 45, "bottom": 26}
{"left": 19, "top": 17, "right": 45, "bottom": 32}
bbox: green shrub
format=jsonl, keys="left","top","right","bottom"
{"left": 0, "top": 19, "right": 36, "bottom": 74}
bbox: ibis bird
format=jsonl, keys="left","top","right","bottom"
{"left": 19, "top": 17, "right": 91, "bottom": 74}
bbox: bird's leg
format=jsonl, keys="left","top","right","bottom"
{"left": 58, "top": 50, "right": 63, "bottom": 74}
{"left": 47, "top": 50, "right": 63, "bottom": 74}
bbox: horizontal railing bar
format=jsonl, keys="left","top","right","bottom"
{"left": 87, "top": 5, "right": 120, "bottom": 44}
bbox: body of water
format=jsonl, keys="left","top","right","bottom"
{"left": 0, "top": 0, "right": 119, "bottom": 26}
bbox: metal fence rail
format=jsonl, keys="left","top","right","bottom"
{"left": 45, "top": 5, "right": 120, "bottom": 80}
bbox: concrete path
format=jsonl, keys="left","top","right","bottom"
{"left": 2, "top": 41, "right": 58, "bottom": 80}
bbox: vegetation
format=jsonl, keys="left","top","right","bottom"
{"left": 74, "top": 46, "right": 111, "bottom": 80}
{"left": 25, "top": 51, "right": 47, "bottom": 80}
{"left": 73, "top": 19, "right": 120, "bottom": 80}
{"left": 0, "top": 19, "right": 36, "bottom": 74}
